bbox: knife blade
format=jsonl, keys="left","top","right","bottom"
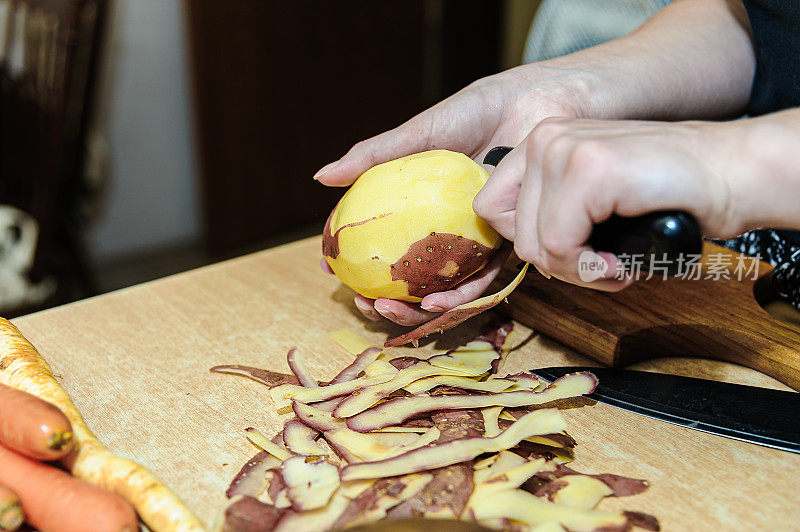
{"left": 531, "top": 366, "right": 800, "bottom": 453}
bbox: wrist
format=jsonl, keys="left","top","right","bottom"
{"left": 718, "top": 110, "right": 800, "bottom": 236}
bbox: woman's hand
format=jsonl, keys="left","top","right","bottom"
{"left": 316, "top": 66, "right": 588, "bottom": 325}
{"left": 317, "top": 0, "right": 759, "bottom": 325}
{"left": 473, "top": 116, "right": 759, "bottom": 289}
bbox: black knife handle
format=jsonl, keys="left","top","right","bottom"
{"left": 482, "top": 146, "right": 703, "bottom": 275}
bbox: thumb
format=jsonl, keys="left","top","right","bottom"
{"left": 314, "top": 120, "right": 431, "bottom": 186}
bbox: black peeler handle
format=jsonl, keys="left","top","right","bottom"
{"left": 482, "top": 146, "right": 703, "bottom": 275}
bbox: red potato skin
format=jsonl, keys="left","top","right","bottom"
{"left": 0, "top": 482, "right": 23, "bottom": 532}
{"left": 0, "top": 444, "right": 137, "bottom": 532}
{"left": 222, "top": 496, "right": 286, "bottom": 532}
{"left": 0, "top": 383, "right": 73, "bottom": 461}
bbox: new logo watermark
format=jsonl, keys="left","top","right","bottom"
{"left": 577, "top": 250, "right": 609, "bottom": 283}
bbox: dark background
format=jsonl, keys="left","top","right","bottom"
{"left": 186, "top": 1, "right": 504, "bottom": 258}
{"left": 0, "top": 0, "right": 541, "bottom": 316}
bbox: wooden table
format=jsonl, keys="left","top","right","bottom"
{"left": 12, "top": 237, "right": 800, "bottom": 530}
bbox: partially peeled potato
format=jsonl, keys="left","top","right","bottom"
{"left": 323, "top": 150, "right": 502, "bottom": 302}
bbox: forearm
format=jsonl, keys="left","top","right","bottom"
{"left": 511, "top": 0, "right": 755, "bottom": 121}
{"left": 729, "top": 108, "right": 800, "bottom": 234}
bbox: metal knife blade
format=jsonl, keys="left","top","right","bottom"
{"left": 531, "top": 366, "right": 800, "bottom": 453}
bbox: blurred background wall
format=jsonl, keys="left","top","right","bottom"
{"left": 90, "top": 0, "right": 200, "bottom": 265}
{"left": 0, "top": 0, "right": 541, "bottom": 315}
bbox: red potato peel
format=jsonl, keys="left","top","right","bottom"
{"left": 226, "top": 450, "right": 281, "bottom": 499}
{"left": 282, "top": 419, "right": 327, "bottom": 457}
{"left": 426, "top": 340, "right": 502, "bottom": 376}
{"left": 340, "top": 408, "right": 567, "bottom": 481}
{"left": 222, "top": 495, "right": 286, "bottom": 532}
{"left": 217, "top": 323, "right": 659, "bottom": 531}
{"left": 286, "top": 348, "right": 318, "bottom": 388}
{"left": 404, "top": 375, "right": 515, "bottom": 395}
{"left": 384, "top": 263, "right": 529, "bottom": 347}
{"left": 346, "top": 372, "right": 598, "bottom": 431}
{"left": 292, "top": 402, "right": 346, "bottom": 433}
{"left": 280, "top": 456, "right": 340, "bottom": 511}
{"left": 324, "top": 426, "right": 440, "bottom": 463}
{"left": 210, "top": 365, "right": 301, "bottom": 387}
{"left": 330, "top": 474, "right": 433, "bottom": 530}
{"left": 537, "top": 475, "right": 614, "bottom": 509}
{"left": 270, "top": 373, "right": 395, "bottom": 412}
{"left": 334, "top": 362, "right": 472, "bottom": 418}
{"left": 245, "top": 428, "right": 292, "bottom": 461}
{"left": 329, "top": 347, "right": 383, "bottom": 385}
{"left": 386, "top": 463, "right": 474, "bottom": 520}
{"left": 467, "top": 488, "right": 631, "bottom": 532}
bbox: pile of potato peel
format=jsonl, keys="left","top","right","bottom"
{"left": 211, "top": 323, "right": 659, "bottom": 532}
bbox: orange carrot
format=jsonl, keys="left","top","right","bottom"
{"left": 0, "top": 443, "right": 137, "bottom": 532}
{"left": 0, "top": 383, "right": 73, "bottom": 461}
{"left": 0, "top": 482, "right": 23, "bottom": 532}
{"left": 0, "top": 318, "right": 205, "bottom": 532}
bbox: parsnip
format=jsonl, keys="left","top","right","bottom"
{"left": 0, "top": 318, "right": 205, "bottom": 532}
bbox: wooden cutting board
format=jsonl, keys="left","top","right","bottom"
{"left": 494, "top": 242, "right": 800, "bottom": 391}
{"left": 9, "top": 237, "right": 800, "bottom": 530}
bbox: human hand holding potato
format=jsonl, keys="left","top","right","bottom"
{"left": 316, "top": 67, "right": 582, "bottom": 325}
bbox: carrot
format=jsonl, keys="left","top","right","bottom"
{"left": 0, "top": 482, "right": 23, "bottom": 532}
{"left": 0, "top": 382, "right": 73, "bottom": 461}
{"left": 0, "top": 318, "right": 205, "bottom": 532}
{"left": 0, "top": 443, "right": 137, "bottom": 532}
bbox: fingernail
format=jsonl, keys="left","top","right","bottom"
{"left": 376, "top": 308, "right": 398, "bottom": 321}
{"left": 421, "top": 303, "right": 444, "bottom": 312}
{"left": 354, "top": 298, "right": 373, "bottom": 312}
{"left": 354, "top": 298, "right": 381, "bottom": 321}
{"left": 313, "top": 160, "right": 340, "bottom": 180}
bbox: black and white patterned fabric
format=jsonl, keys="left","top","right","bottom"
{"left": 716, "top": 230, "right": 800, "bottom": 310}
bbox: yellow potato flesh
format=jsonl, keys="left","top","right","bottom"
{"left": 324, "top": 150, "right": 502, "bottom": 302}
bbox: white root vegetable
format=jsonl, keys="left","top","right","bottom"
{"left": 0, "top": 319, "right": 204, "bottom": 532}
{"left": 340, "top": 409, "right": 567, "bottom": 480}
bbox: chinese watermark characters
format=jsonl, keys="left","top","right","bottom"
{"left": 577, "top": 251, "right": 761, "bottom": 283}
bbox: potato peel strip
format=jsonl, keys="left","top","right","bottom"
{"left": 346, "top": 372, "right": 598, "bottom": 431}
{"left": 340, "top": 408, "right": 566, "bottom": 480}
{"left": 384, "top": 263, "right": 529, "bottom": 347}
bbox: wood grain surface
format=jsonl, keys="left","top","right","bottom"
{"left": 11, "top": 236, "right": 800, "bottom": 530}
{"left": 494, "top": 242, "right": 800, "bottom": 390}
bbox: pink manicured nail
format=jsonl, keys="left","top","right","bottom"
{"left": 421, "top": 303, "right": 444, "bottom": 312}
{"left": 313, "top": 161, "right": 340, "bottom": 180}
{"left": 376, "top": 308, "right": 398, "bottom": 322}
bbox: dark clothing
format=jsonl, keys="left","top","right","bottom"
{"left": 743, "top": 0, "right": 800, "bottom": 116}
{"left": 719, "top": 1, "right": 800, "bottom": 309}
